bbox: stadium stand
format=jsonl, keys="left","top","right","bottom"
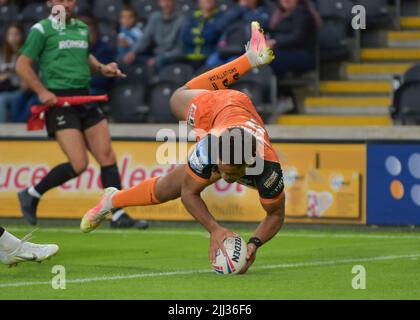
{"left": 155, "top": 63, "right": 195, "bottom": 85}
{"left": 391, "top": 63, "right": 420, "bottom": 124}
{"left": 280, "top": 0, "right": 419, "bottom": 126}
{"left": 149, "top": 80, "right": 179, "bottom": 123}
{"left": 1, "top": 0, "right": 420, "bottom": 126}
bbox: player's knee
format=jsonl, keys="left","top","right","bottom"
{"left": 169, "top": 86, "right": 187, "bottom": 114}
{"left": 71, "top": 159, "right": 89, "bottom": 175}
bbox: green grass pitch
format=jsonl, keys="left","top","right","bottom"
{"left": 1, "top": 224, "right": 420, "bottom": 300}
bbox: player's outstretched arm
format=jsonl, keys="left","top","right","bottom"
{"left": 240, "top": 194, "right": 286, "bottom": 274}
{"left": 181, "top": 174, "right": 236, "bottom": 264}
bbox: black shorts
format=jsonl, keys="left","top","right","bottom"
{"left": 45, "top": 89, "right": 106, "bottom": 138}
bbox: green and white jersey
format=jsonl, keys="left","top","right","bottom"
{"left": 20, "top": 17, "right": 91, "bottom": 90}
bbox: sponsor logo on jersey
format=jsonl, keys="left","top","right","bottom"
{"left": 188, "top": 139, "right": 210, "bottom": 173}
{"left": 189, "top": 148, "right": 206, "bottom": 172}
{"left": 59, "top": 40, "right": 88, "bottom": 50}
{"left": 187, "top": 104, "right": 197, "bottom": 126}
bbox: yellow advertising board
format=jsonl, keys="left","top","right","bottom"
{"left": 0, "top": 140, "right": 366, "bottom": 224}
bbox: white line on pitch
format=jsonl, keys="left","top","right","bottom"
{"left": 6, "top": 227, "right": 420, "bottom": 240}
{"left": 1, "top": 253, "right": 419, "bottom": 288}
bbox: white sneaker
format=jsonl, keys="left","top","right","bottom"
{"left": 245, "top": 21, "right": 275, "bottom": 68}
{"left": 80, "top": 187, "right": 118, "bottom": 233}
{"left": 0, "top": 232, "right": 59, "bottom": 268}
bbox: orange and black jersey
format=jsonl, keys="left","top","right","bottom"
{"left": 186, "top": 134, "right": 285, "bottom": 204}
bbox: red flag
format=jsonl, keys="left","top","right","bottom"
{"left": 27, "top": 95, "right": 109, "bottom": 131}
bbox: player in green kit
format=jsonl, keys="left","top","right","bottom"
{"left": 15, "top": 0, "right": 148, "bottom": 230}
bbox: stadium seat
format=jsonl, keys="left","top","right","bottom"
{"left": 130, "top": 0, "right": 159, "bottom": 22}
{"left": 314, "top": 0, "right": 354, "bottom": 21}
{"left": 231, "top": 81, "right": 264, "bottom": 113}
{"left": 18, "top": 2, "right": 49, "bottom": 24}
{"left": 240, "top": 66, "right": 274, "bottom": 91}
{"left": 194, "top": 65, "right": 212, "bottom": 76}
{"left": 97, "top": 21, "right": 118, "bottom": 47}
{"left": 353, "top": 0, "right": 391, "bottom": 28}
{"left": 219, "top": 0, "right": 237, "bottom": 12}
{"left": 119, "top": 64, "right": 150, "bottom": 85}
{"left": 156, "top": 63, "right": 195, "bottom": 85}
{"left": 315, "top": 0, "right": 354, "bottom": 62}
{"left": 177, "top": 0, "right": 197, "bottom": 14}
{"left": 92, "top": 0, "right": 123, "bottom": 23}
{"left": 0, "top": 3, "right": 19, "bottom": 24}
{"left": 402, "top": 64, "right": 420, "bottom": 83}
{"left": 391, "top": 64, "right": 420, "bottom": 125}
{"left": 318, "top": 18, "right": 351, "bottom": 62}
{"left": 218, "top": 21, "right": 246, "bottom": 59}
{"left": 110, "top": 83, "right": 149, "bottom": 123}
{"left": 149, "top": 81, "right": 179, "bottom": 123}
{"left": 237, "top": 66, "right": 277, "bottom": 111}
{"left": 74, "top": 0, "right": 91, "bottom": 17}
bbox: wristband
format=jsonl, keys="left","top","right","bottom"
{"left": 248, "top": 237, "right": 263, "bottom": 248}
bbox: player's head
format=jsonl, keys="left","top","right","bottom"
{"left": 216, "top": 127, "right": 258, "bottom": 183}
{"left": 279, "top": 0, "right": 300, "bottom": 11}
{"left": 47, "top": 0, "right": 77, "bottom": 20}
{"left": 159, "top": 0, "right": 177, "bottom": 16}
{"left": 199, "top": 0, "right": 217, "bottom": 12}
{"left": 2, "top": 24, "right": 25, "bottom": 60}
{"left": 239, "top": 0, "right": 264, "bottom": 9}
{"left": 120, "top": 6, "right": 138, "bottom": 28}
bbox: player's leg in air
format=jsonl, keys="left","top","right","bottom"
{"left": 80, "top": 21, "right": 274, "bottom": 233}
{"left": 170, "top": 21, "right": 274, "bottom": 121}
{"left": 0, "top": 226, "right": 59, "bottom": 267}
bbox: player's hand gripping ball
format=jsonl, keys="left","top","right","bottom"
{"left": 212, "top": 236, "right": 247, "bottom": 275}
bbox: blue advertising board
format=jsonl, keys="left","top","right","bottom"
{"left": 367, "top": 144, "right": 420, "bottom": 225}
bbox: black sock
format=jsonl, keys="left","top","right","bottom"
{"left": 101, "top": 164, "right": 122, "bottom": 189}
{"left": 101, "top": 165, "right": 125, "bottom": 218}
{"left": 35, "top": 163, "right": 78, "bottom": 195}
{"left": 0, "top": 226, "right": 4, "bottom": 237}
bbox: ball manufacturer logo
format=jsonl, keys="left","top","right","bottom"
{"left": 231, "top": 237, "right": 242, "bottom": 263}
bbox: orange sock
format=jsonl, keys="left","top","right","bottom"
{"left": 186, "top": 54, "right": 252, "bottom": 91}
{"left": 112, "top": 177, "right": 161, "bottom": 208}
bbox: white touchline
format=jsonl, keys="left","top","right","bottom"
{"left": 1, "top": 253, "right": 419, "bottom": 289}
{"left": 7, "top": 227, "right": 420, "bottom": 240}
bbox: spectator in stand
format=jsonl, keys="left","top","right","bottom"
{"left": 80, "top": 16, "right": 117, "bottom": 95}
{"left": 208, "top": 0, "right": 271, "bottom": 67}
{"left": 0, "top": 23, "right": 26, "bottom": 122}
{"left": 268, "top": 0, "right": 320, "bottom": 76}
{"left": 181, "top": 0, "right": 225, "bottom": 70}
{"left": 116, "top": 6, "right": 143, "bottom": 67}
{"left": 122, "top": 0, "right": 185, "bottom": 71}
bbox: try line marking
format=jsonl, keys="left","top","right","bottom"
{"left": 1, "top": 253, "right": 419, "bottom": 288}
{"left": 7, "top": 227, "right": 420, "bottom": 240}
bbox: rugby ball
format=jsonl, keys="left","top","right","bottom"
{"left": 212, "top": 236, "right": 247, "bottom": 275}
